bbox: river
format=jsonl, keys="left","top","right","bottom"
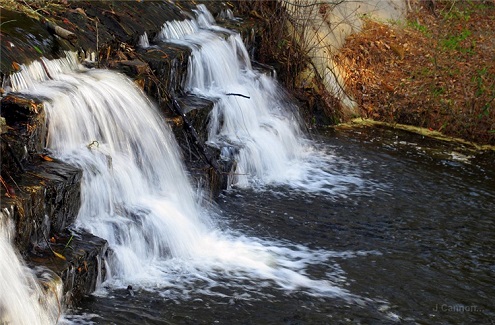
{"left": 66, "top": 126, "right": 495, "bottom": 324}
{"left": 4, "top": 4, "right": 493, "bottom": 324}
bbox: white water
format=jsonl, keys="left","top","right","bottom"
{"left": 1, "top": 6, "right": 388, "bottom": 313}
{"left": 6, "top": 53, "right": 373, "bottom": 303}
{"left": 0, "top": 210, "right": 62, "bottom": 325}
{"left": 157, "top": 5, "right": 365, "bottom": 194}
{"left": 138, "top": 32, "right": 150, "bottom": 48}
{"left": 5, "top": 52, "right": 79, "bottom": 92}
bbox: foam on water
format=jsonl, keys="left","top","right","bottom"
{"left": 0, "top": 5, "right": 392, "bottom": 311}
{"left": 156, "top": 4, "right": 368, "bottom": 195}
{"left": 6, "top": 54, "right": 378, "bottom": 303}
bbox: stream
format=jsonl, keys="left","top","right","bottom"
{"left": 2, "top": 4, "right": 493, "bottom": 324}
{"left": 66, "top": 126, "right": 495, "bottom": 324}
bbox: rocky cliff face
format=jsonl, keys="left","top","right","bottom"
{"left": 0, "top": 0, "right": 247, "bottom": 305}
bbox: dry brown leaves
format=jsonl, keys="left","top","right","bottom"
{"left": 335, "top": 1, "right": 495, "bottom": 144}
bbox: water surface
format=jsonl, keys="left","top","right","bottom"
{"left": 68, "top": 126, "right": 495, "bottom": 324}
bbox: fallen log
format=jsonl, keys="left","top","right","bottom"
{"left": 43, "top": 19, "right": 77, "bottom": 42}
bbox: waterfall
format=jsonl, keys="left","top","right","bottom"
{"left": 6, "top": 52, "right": 368, "bottom": 301}
{"left": 5, "top": 52, "right": 80, "bottom": 92}
{"left": 1, "top": 2, "right": 385, "bottom": 306}
{"left": 0, "top": 210, "right": 63, "bottom": 325}
{"left": 14, "top": 63, "right": 212, "bottom": 282}
{"left": 157, "top": 5, "right": 364, "bottom": 194}
{"left": 138, "top": 32, "right": 150, "bottom": 48}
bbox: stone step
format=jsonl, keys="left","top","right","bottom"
{"left": 27, "top": 228, "right": 109, "bottom": 306}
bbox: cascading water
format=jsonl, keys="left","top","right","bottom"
{"left": 7, "top": 51, "right": 373, "bottom": 303}
{"left": 12, "top": 59, "right": 214, "bottom": 284}
{"left": 157, "top": 5, "right": 365, "bottom": 194}
{"left": 3, "top": 5, "right": 491, "bottom": 324}
{"left": 1, "top": 6, "right": 384, "bottom": 315}
{"left": 0, "top": 210, "right": 63, "bottom": 325}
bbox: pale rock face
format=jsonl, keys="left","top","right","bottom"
{"left": 282, "top": 0, "right": 406, "bottom": 117}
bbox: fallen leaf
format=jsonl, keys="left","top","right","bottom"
{"left": 40, "top": 154, "right": 54, "bottom": 161}
{"left": 53, "top": 251, "right": 66, "bottom": 260}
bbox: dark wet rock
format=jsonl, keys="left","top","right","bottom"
{"left": 0, "top": 157, "right": 82, "bottom": 254}
{"left": 135, "top": 43, "right": 192, "bottom": 109}
{"left": 175, "top": 95, "right": 215, "bottom": 144}
{"left": 1, "top": 94, "right": 47, "bottom": 160}
{"left": 0, "top": 1, "right": 189, "bottom": 76}
{"left": 0, "top": 1, "right": 253, "bottom": 310}
{"left": 0, "top": 10, "right": 66, "bottom": 75}
{"left": 35, "top": 160, "right": 83, "bottom": 234}
{"left": 115, "top": 59, "right": 149, "bottom": 78}
{"left": 60, "top": 230, "right": 108, "bottom": 306}
{"left": 27, "top": 229, "right": 109, "bottom": 306}
{"left": 127, "top": 285, "right": 135, "bottom": 297}
{"left": 171, "top": 95, "right": 235, "bottom": 198}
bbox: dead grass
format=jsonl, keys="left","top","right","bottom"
{"left": 335, "top": 0, "right": 495, "bottom": 145}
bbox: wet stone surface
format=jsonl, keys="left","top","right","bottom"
{"left": 0, "top": 1, "right": 190, "bottom": 76}
{"left": 1, "top": 94, "right": 47, "bottom": 159}
{"left": 0, "top": 10, "right": 63, "bottom": 74}
{"left": 0, "top": 157, "right": 81, "bottom": 253}
{"left": 135, "top": 43, "right": 192, "bottom": 108}
{"left": 27, "top": 228, "right": 108, "bottom": 306}
{"left": 0, "top": 0, "right": 264, "bottom": 313}
{"left": 172, "top": 94, "right": 235, "bottom": 198}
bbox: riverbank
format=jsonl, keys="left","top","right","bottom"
{"left": 334, "top": 0, "right": 495, "bottom": 145}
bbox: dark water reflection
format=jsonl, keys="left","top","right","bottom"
{"left": 69, "top": 126, "right": 495, "bottom": 324}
